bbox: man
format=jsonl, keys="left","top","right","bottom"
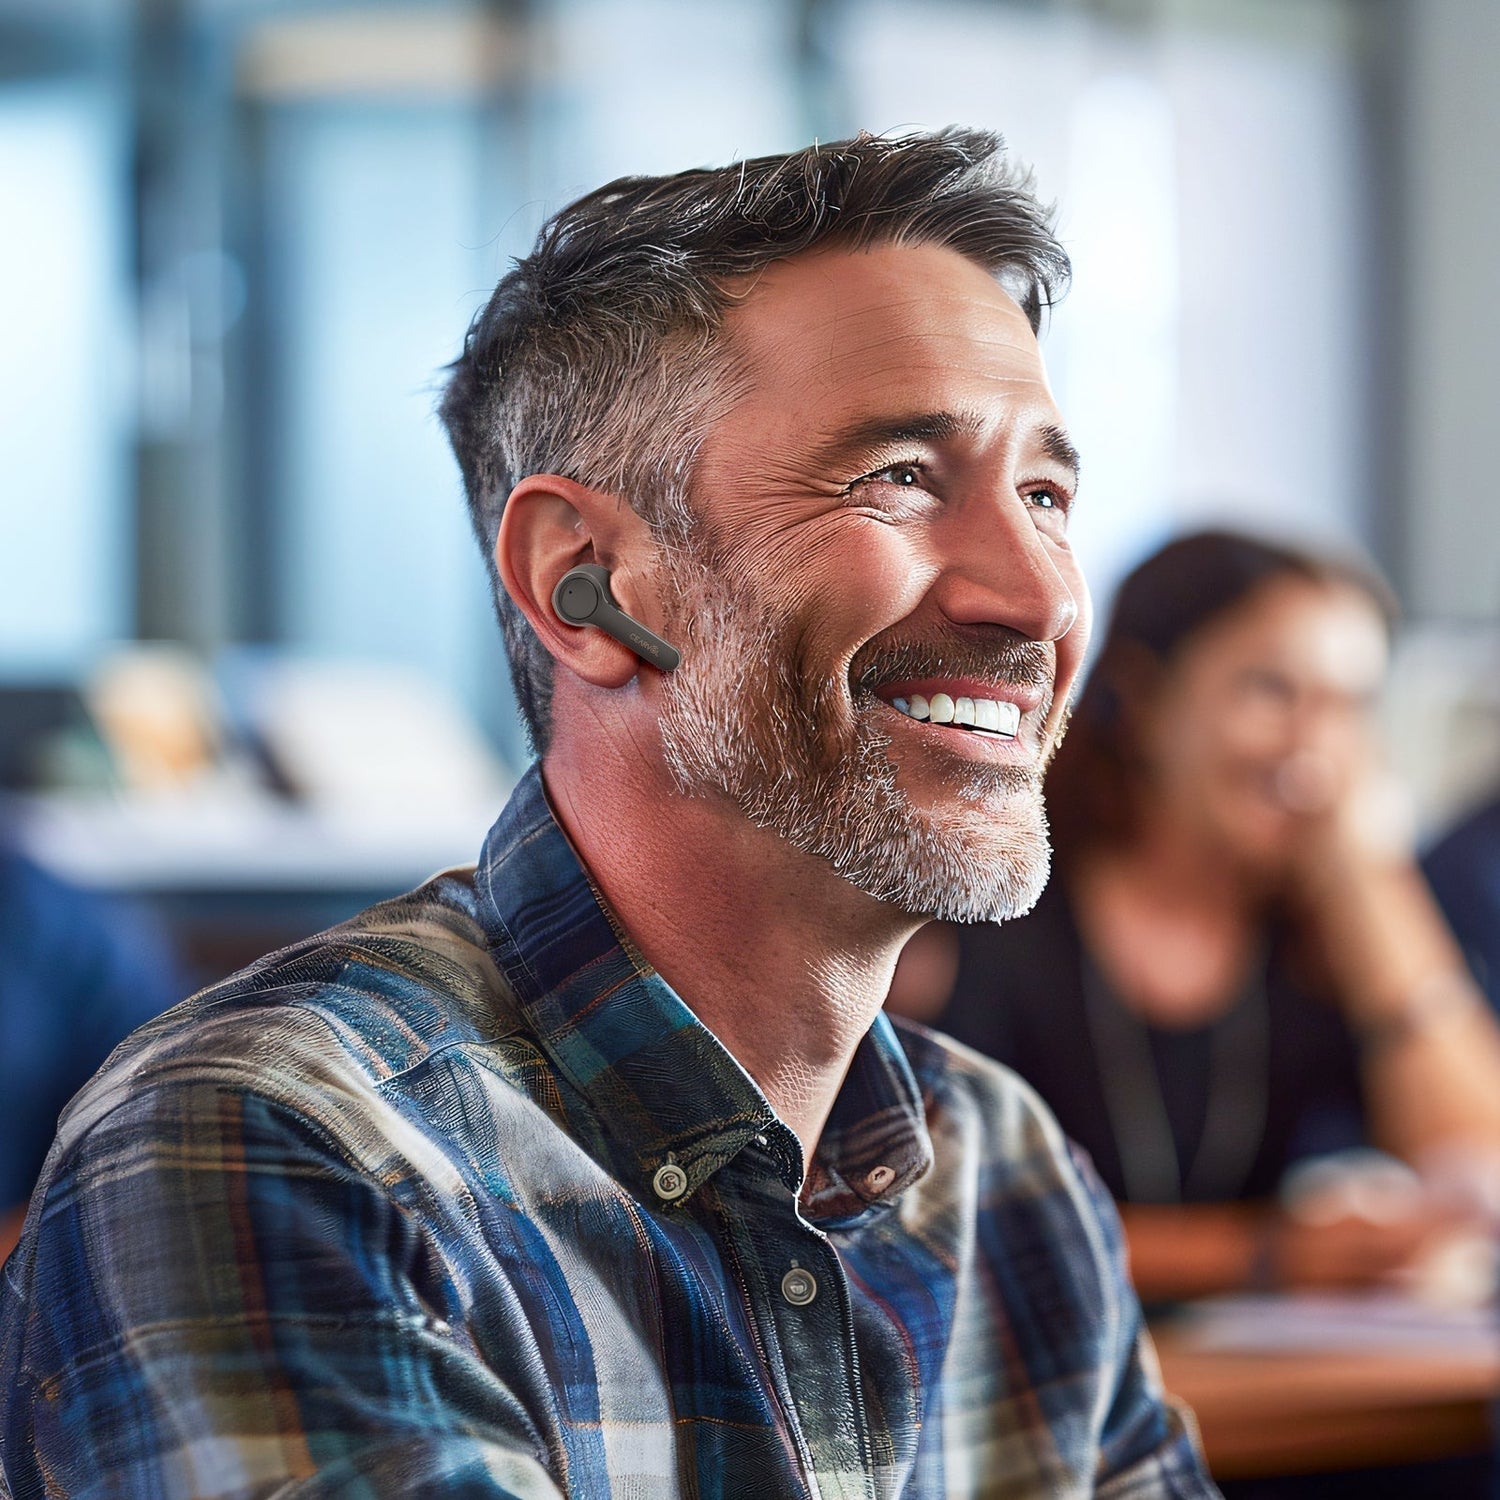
{"left": 0, "top": 130, "right": 1216, "bottom": 1497}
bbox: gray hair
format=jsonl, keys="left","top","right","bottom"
{"left": 439, "top": 127, "right": 1070, "bottom": 754}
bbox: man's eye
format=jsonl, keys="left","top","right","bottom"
{"left": 1026, "top": 486, "right": 1062, "bottom": 511}
{"left": 870, "top": 463, "right": 924, "bottom": 488}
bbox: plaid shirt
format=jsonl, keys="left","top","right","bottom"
{"left": 0, "top": 765, "right": 1215, "bottom": 1498}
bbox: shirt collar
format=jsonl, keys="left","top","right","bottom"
{"left": 474, "top": 763, "right": 933, "bottom": 1213}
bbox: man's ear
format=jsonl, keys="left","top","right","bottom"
{"left": 496, "top": 474, "right": 663, "bottom": 689}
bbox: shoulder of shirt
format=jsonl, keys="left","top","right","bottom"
{"left": 887, "top": 1014, "right": 1128, "bottom": 1319}
{"left": 50, "top": 867, "right": 531, "bottom": 1156}
{"left": 888, "top": 1013, "right": 1097, "bottom": 1195}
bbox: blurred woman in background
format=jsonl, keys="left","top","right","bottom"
{"left": 893, "top": 530, "right": 1500, "bottom": 1302}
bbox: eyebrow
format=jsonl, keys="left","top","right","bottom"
{"left": 811, "top": 409, "right": 1081, "bottom": 482}
{"left": 1039, "top": 423, "right": 1082, "bottom": 482}
{"left": 811, "top": 410, "right": 979, "bottom": 469}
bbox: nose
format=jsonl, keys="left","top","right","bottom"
{"left": 932, "top": 502, "right": 1082, "bottom": 645}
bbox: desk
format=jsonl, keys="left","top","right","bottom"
{"left": 11, "top": 791, "right": 499, "bottom": 984}
{"left": 1154, "top": 1318, "right": 1500, "bottom": 1480}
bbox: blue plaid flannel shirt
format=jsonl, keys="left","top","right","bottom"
{"left": 0, "top": 764, "right": 1216, "bottom": 1497}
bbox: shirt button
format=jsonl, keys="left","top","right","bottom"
{"left": 781, "top": 1265, "right": 818, "bottom": 1306}
{"left": 652, "top": 1162, "right": 689, "bottom": 1202}
{"left": 865, "top": 1165, "right": 895, "bottom": 1194}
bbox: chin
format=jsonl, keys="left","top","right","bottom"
{"left": 1220, "top": 816, "right": 1300, "bottom": 886}
{"left": 862, "top": 792, "right": 1055, "bottom": 925}
{"left": 658, "top": 642, "right": 1054, "bottom": 923}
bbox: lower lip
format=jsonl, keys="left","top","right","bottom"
{"left": 876, "top": 699, "right": 1036, "bottom": 762}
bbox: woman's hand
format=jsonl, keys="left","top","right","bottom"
{"left": 1279, "top": 735, "right": 1414, "bottom": 909}
{"left": 1274, "top": 748, "right": 1500, "bottom": 1159}
{"left": 1266, "top": 1206, "right": 1472, "bottom": 1293}
{"left": 1120, "top": 1192, "right": 1493, "bottom": 1304}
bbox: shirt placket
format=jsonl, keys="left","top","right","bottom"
{"left": 716, "top": 1133, "right": 878, "bottom": 1500}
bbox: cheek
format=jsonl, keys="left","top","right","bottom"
{"left": 1167, "top": 731, "right": 1226, "bottom": 797}
{"left": 782, "top": 520, "right": 937, "bottom": 646}
{"left": 861, "top": 533, "right": 938, "bottom": 622}
{"left": 1216, "top": 700, "right": 1293, "bottom": 760}
{"left": 1322, "top": 715, "right": 1371, "bottom": 773}
{"left": 1151, "top": 701, "right": 1247, "bottom": 799}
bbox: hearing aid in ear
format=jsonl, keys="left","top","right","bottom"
{"left": 552, "top": 564, "right": 681, "bottom": 671}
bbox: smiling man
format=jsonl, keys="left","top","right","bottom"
{"left": 0, "top": 131, "right": 1216, "bottom": 1498}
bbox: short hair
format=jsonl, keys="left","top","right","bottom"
{"left": 1046, "top": 528, "right": 1398, "bottom": 860}
{"left": 440, "top": 128, "right": 1071, "bottom": 754}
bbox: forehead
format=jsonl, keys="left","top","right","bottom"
{"left": 717, "top": 241, "right": 1059, "bottom": 442}
{"left": 1198, "top": 577, "right": 1389, "bottom": 693}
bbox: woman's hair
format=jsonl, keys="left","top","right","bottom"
{"left": 1046, "top": 529, "right": 1396, "bottom": 862}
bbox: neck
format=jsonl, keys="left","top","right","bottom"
{"left": 1072, "top": 806, "right": 1265, "bottom": 1025}
{"left": 542, "top": 743, "right": 918, "bottom": 1165}
{"left": 1097, "top": 802, "right": 1265, "bottom": 914}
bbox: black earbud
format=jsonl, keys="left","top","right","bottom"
{"left": 552, "top": 564, "right": 681, "bottom": 672}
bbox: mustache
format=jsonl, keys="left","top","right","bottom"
{"left": 849, "top": 627, "right": 1056, "bottom": 705}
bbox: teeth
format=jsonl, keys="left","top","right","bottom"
{"left": 888, "top": 691, "right": 1020, "bottom": 738}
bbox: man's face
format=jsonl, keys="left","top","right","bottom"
{"left": 654, "top": 242, "right": 1090, "bottom": 922}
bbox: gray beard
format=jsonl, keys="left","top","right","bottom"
{"left": 654, "top": 560, "right": 1053, "bottom": 924}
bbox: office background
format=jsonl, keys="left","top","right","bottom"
{"left": 3, "top": 0, "right": 1499, "bottom": 913}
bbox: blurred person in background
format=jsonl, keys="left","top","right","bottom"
{"left": 1424, "top": 791, "right": 1500, "bottom": 1013}
{"left": 0, "top": 838, "right": 183, "bottom": 1262}
{"left": 893, "top": 530, "right": 1500, "bottom": 1304}
{"left": 0, "top": 132, "right": 1217, "bottom": 1498}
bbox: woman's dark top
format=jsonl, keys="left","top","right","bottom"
{"left": 1424, "top": 794, "right": 1500, "bottom": 1012}
{"left": 933, "top": 881, "right": 1366, "bottom": 1204}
